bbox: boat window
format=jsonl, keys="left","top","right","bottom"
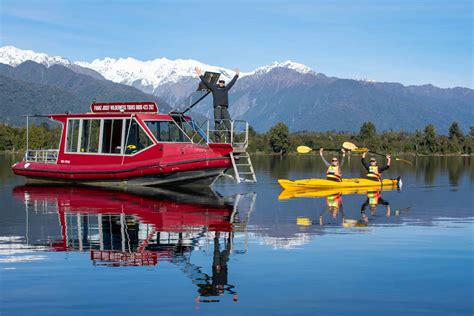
{"left": 145, "top": 121, "right": 191, "bottom": 143}
{"left": 176, "top": 118, "right": 206, "bottom": 143}
{"left": 124, "top": 119, "right": 153, "bottom": 154}
{"left": 102, "top": 119, "right": 124, "bottom": 154}
{"left": 66, "top": 119, "right": 80, "bottom": 152}
{"left": 80, "top": 119, "right": 100, "bottom": 153}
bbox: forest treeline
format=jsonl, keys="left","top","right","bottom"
{"left": 252, "top": 121, "right": 473, "bottom": 155}
{"left": 0, "top": 123, "right": 61, "bottom": 152}
{"left": 0, "top": 121, "right": 472, "bottom": 155}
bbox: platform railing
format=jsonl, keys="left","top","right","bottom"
{"left": 184, "top": 119, "right": 211, "bottom": 146}
{"left": 205, "top": 119, "right": 249, "bottom": 150}
{"left": 25, "top": 149, "right": 59, "bottom": 164}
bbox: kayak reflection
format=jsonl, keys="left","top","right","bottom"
{"left": 283, "top": 186, "right": 404, "bottom": 228}
{"left": 12, "top": 185, "right": 256, "bottom": 303}
{"left": 278, "top": 185, "right": 398, "bottom": 200}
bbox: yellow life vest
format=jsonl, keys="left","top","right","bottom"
{"left": 367, "top": 165, "right": 381, "bottom": 179}
{"left": 326, "top": 165, "right": 342, "bottom": 181}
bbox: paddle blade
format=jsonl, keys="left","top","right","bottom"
{"left": 342, "top": 142, "right": 358, "bottom": 150}
{"left": 296, "top": 146, "right": 312, "bottom": 154}
{"left": 352, "top": 147, "right": 369, "bottom": 153}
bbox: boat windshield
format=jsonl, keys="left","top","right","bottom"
{"left": 171, "top": 115, "right": 209, "bottom": 144}
{"left": 144, "top": 120, "right": 192, "bottom": 143}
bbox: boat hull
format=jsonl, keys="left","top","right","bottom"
{"left": 278, "top": 178, "right": 400, "bottom": 190}
{"left": 13, "top": 156, "right": 231, "bottom": 188}
{"left": 23, "top": 167, "right": 227, "bottom": 187}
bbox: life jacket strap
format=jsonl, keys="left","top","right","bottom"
{"left": 366, "top": 173, "right": 380, "bottom": 180}
{"left": 326, "top": 174, "right": 342, "bottom": 181}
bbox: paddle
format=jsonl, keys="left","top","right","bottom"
{"left": 296, "top": 146, "right": 341, "bottom": 154}
{"left": 342, "top": 142, "right": 412, "bottom": 165}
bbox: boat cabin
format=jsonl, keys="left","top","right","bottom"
{"left": 51, "top": 102, "right": 211, "bottom": 163}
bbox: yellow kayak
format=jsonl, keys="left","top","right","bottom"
{"left": 278, "top": 185, "right": 398, "bottom": 200}
{"left": 278, "top": 178, "right": 400, "bottom": 190}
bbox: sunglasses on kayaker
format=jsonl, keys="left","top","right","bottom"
{"left": 331, "top": 159, "right": 338, "bottom": 162}
{"left": 218, "top": 80, "right": 225, "bottom": 83}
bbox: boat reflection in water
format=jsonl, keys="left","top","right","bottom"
{"left": 280, "top": 186, "right": 406, "bottom": 228}
{"left": 12, "top": 185, "right": 256, "bottom": 303}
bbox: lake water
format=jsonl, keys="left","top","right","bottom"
{"left": 0, "top": 154, "right": 473, "bottom": 315}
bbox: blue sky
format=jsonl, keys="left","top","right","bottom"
{"left": 0, "top": 0, "right": 472, "bottom": 88}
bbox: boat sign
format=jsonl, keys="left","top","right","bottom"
{"left": 91, "top": 102, "right": 158, "bottom": 113}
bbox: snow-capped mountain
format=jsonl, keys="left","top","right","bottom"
{"left": 74, "top": 54, "right": 316, "bottom": 105}
{"left": 0, "top": 46, "right": 316, "bottom": 96}
{"left": 250, "top": 60, "right": 315, "bottom": 76}
{"left": 75, "top": 58, "right": 315, "bottom": 93}
{"left": 0, "top": 46, "right": 104, "bottom": 80}
{"left": 76, "top": 57, "right": 237, "bottom": 95}
{"left": 0, "top": 46, "right": 71, "bottom": 67}
{"left": 2, "top": 45, "right": 472, "bottom": 132}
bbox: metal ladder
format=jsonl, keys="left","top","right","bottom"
{"left": 230, "top": 192, "right": 257, "bottom": 254}
{"left": 230, "top": 152, "right": 257, "bottom": 183}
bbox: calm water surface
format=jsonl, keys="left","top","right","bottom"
{"left": 0, "top": 154, "right": 473, "bottom": 315}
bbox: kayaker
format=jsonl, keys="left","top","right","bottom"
{"left": 195, "top": 67, "right": 240, "bottom": 142}
{"left": 319, "top": 148, "right": 346, "bottom": 182}
{"left": 361, "top": 152, "right": 391, "bottom": 181}
{"left": 360, "top": 190, "right": 391, "bottom": 217}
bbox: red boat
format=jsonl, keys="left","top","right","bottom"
{"left": 12, "top": 90, "right": 257, "bottom": 187}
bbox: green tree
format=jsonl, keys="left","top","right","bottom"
{"left": 413, "top": 129, "right": 423, "bottom": 153}
{"left": 358, "top": 121, "right": 380, "bottom": 149}
{"left": 269, "top": 122, "right": 290, "bottom": 155}
{"left": 447, "top": 122, "right": 464, "bottom": 153}
{"left": 462, "top": 137, "right": 473, "bottom": 154}
{"left": 28, "top": 124, "right": 47, "bottom": 149}
{"left": 448, "top": 122, "right": 464, "bottom": 141}
{"left": 0, "top": 125, "right": 14, "bottom": 151}
{"left": 359, "top": 122, "right": 377, "bottom": 139}
{"left": 248, "top": 125, "right": 273, "bottom": 153}
{"left": 422, "top": 124, "right": 438, "bottom": 153}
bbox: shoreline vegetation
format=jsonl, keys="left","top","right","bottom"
{"left": 0, "top": 121, "right": 472, "bottom": 156}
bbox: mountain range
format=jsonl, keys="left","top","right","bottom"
{"left": 0, "top": 46, "right": 472, "bottom": 132}
{"left": 0, "top": 49, "right": 171, "bottom": 125}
